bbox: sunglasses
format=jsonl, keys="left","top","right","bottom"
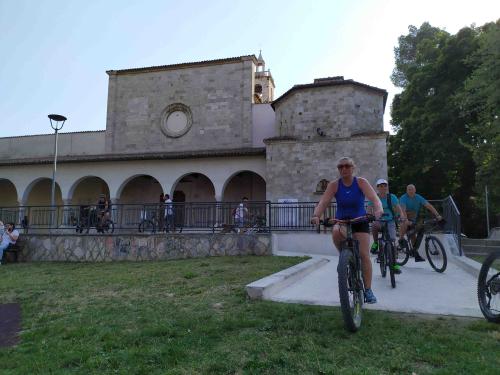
{"left": 337, "top": 164, "right": 353, "bottom": 170}
{"left": 377, "top": 184, "right": 388, "bottom": 187}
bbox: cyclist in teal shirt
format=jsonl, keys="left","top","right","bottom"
{"left": 399, "top": 184, "right": 442, "bottom": 261}
{"left": 368, "top": 179, "right": 407, "bottom": 274}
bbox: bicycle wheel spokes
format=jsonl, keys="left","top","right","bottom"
{"left": 478, "top": 251, "right": 500, "bottom": 323}
{"left": 425, "top": 236, "right": 447, "bottom": 273}
{"left": 338, "top": 249, "right": 362, "bottom": 332}
{"left": 379, "top": 241, "right": 387, "bottom": 278}
{"left": 386, "top": 241, "right": 396, "bottom": 288}
{"left": 395, "top": 240, "right": 410, "bottom": 266}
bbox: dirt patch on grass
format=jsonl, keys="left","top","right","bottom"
{"left": 0, "top": 303, "right": 21, "bottom": 347}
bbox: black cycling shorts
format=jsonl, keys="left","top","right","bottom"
{"left": 351, "top": 221, "right": 370, "bottom": 233}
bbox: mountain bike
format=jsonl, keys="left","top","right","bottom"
{"left": 396, "top": 218, "right": 447, "bottom": 273}
{"left": 321, "top": 215, "right": 375, "bottom": 332}
{"left": 477, "top": 250, "right": 500, "bottom": 323}
{"left": 79, "top": 206, "right": 114, "bottom": 234}
{"left": 376, "top": 216, "right": 397, "bottom": 288}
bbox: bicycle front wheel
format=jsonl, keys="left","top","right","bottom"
{"left": 425, "top": 236, "right": 447, "bottom": 273}
{"left": 386, "top": 241, "right": 396, "bottom": 288}
{"left": 338, "top": 249, "right": 363, "bottom": 333}
{"left": 477, "top": 251, "right": 500, "bottom": 323}
{"left": 379, "top": 241, "right": 387, "bottom": 278}
{"left": 395, "top": 239, "right": 410, "bottom": 266}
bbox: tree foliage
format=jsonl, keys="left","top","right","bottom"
{"left": 388, "top": 21, "right": 499, "bottom": 236}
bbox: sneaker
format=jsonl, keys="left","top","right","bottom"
{"left": 414, "top": 254, "right": 426, "bottom": 262}
{"left": 392, "top": 264, "right": 402, "bottom": 274}
{"left": 370, "top": 242, "right": 379, "bottom": 254}
{"left": 364, "top": 288, "right": 377, "bottom": 304}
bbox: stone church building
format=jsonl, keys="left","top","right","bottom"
{"left": 0, "top": 53, "right": 388, "bottom": 209}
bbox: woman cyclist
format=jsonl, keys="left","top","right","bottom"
{"left": 311, "top": 157, "right": 383, "bottom": 303}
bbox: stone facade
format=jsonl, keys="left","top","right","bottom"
{"left": 0, "top": 54, "right": 388, "bottom": 209}
{"left": 20, "top": 233, "right": 271, "bottom": 262}
{"left": 267, "top": 78, "right": 388, "bottom": 202}
{"left": 105, "top": 57, "right": 257, "bottom": 154}
{"left": 265, "top": 135, "right": 388, "bottom": 202}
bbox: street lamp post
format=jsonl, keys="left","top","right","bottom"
{"left": 48, "top": 114, "right": 67, "bottom": 227}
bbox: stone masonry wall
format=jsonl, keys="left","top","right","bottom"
{"left": 105, "top": 59, "right": 254, "bottom": 154}
{"left": 20, "top": 233, "right": 271, "bottom": 262}
{"left": 265, "top": 135, "right": 388, "bottom": 202}
{"left": 274, "top": 85, "right": 384, "bottom": 140}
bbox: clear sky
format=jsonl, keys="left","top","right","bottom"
{"left": 0, "top": 0, "right": 498, "bottom": 138}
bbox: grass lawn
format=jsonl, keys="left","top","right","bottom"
{"left": 1, "top": 256, "right": 499, "bottom": 375}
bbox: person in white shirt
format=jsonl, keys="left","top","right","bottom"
{"left": 234, "top": 197, "right": 249, "bottom": 231}
{"left": 0, "top": 222, "right": 19, "bottom": 264}
{"left": 164, "top": 194, "right": 175, "bottom": 232}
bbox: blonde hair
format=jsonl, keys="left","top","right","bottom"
{"left": 337, "top": 156, "right": 356, "bottom": 168}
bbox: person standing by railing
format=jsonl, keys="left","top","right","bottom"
{"left": 234, "top": 197, "right": 249, "bottom": 233}
{"left": 165, "top": 194, "right": 175, "bottom": 233}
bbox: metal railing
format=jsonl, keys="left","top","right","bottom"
{"left": 0, "top": 198, "right": 461, "bottom": 242}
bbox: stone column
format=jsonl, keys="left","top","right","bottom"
{"left": 110, "top": 198, "right": 120, "bottom": 227}
{"left": 17, "top": 200, "right": 28, "bottom": 233}
{"left": 61, "top": 199, "right": 73, "bottom": 228}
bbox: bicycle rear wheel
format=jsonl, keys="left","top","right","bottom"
{"left": 338, "top": 249, "right": 363, "bottom": 333}
{"left": 477, "top": 251, "right": 500, "bottom": 323}
{"left": 395, "top": 239, "right": 410, "bottom": 266}
{"left": 425, "top": 236, "right": 447, "bottom": 273}
{"left": 386, "top": 241, "right": 396, "bottom": 288}
{"left": 139, "top": 220, "right": 156, "bottom": 234}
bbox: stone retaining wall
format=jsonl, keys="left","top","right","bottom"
{"left": 20, "top": 233, "right": 271, "bottom": 262}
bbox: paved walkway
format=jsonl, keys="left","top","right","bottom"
{"left": 267, "top": 252, "right": 483, "bottom": 318}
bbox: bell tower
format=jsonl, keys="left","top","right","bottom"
{"left": 254, "top": 51, "right": 275, "bottom": 103}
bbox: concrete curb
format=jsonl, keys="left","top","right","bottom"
{"left": 246, "top": 257, "right": 329, "bottom": 300}
{"left": 448, "top": 255, "right": 483, "bottom": 278}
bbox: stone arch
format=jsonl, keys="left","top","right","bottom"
{"left": 222, "top": 170, "right": 266, "bottom": 202}
{"left": 117, "top": 174, "right": 164, "bottom": 204}
{"left": 0, "top": 179, "right": 19, "bottom": 207}
{"left": 22, "top": 177, "right": 63, "bottom": 206}
{"left": 171, "top": 172, "right": 216, "bottom": 202}
{"left": 67, "top": 176, "right": 111, "bottom": 204}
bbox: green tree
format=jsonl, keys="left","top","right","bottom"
{"left": 457, "top": 20, "right": 500, "bottom": 226}
{"left": 388, "top": 23, "right": 481, "bottom": 235}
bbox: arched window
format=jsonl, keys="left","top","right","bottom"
{"left": 315, "top": 179, "right": 329, "bottom": 194}
{"left": 254, "top": 84, "right": 263, "bottom": 94}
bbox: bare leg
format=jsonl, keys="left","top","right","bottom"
{"left": 332, "top": 224, "right": 346, "bottom": 252}
{"left": 354, "top": 232, "right": 372, "bottom": 289}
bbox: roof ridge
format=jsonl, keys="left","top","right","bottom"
{"left": 107, "top": 55, "right": 258, "bottom": 75}
{"left": 0, "top": 130, "right": 106, "bottom": 140}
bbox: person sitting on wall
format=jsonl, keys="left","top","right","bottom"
{"left": 0, "top": 221, "right": 20, "bottom": 265}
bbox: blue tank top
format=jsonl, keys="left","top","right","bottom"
{"left": 334, "top": 177, "right": 366, "bottom": 219}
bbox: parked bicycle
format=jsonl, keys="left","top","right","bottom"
{"left": 376, "top": 216, "right": 398, "bottom": 288}
{"left": 395, "top": 218, "right": 447, "bottom": 273}
{"left": 477, "top": 250, "right": 500, "bottom": 323}
{"left": 320, "top": 215, "right": 375, "bottom": 333}
{"left": 138, "top": 208, "right": 182, "bottom": 234}
{"left": 213, "top": 215, "right": 267, "bottom": 234}
{"left": 73, "top": 205, "right": 114, "bottom": 234}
